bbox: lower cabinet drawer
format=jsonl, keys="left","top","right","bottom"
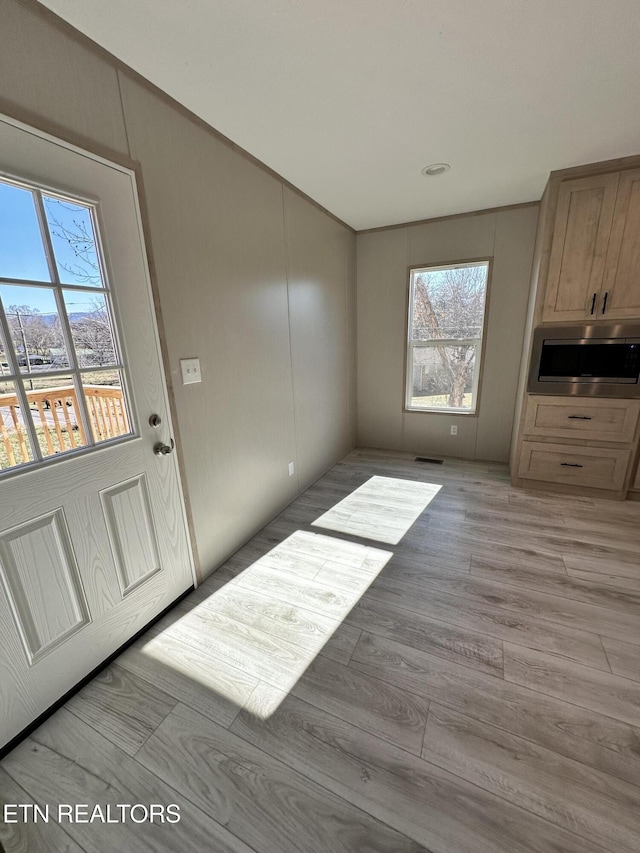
{"left": 524, "top": 396, "right": 640, "bottom": 443}
{"left": 518, "top": 441, "right": 631, "bottom": 491}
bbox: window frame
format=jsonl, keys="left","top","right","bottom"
{"left": 403, "top": 257, "right": 493, "bottom": 416}
{"left": 0, "top": 173, "right": 135, "bottom": 478}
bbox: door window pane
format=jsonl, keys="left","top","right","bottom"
{"left": 43, "top": 196, "right": 103, "bottom": 287}
{"left": 63, "top": 291, "right": 117, "bottom": 367}
{"left": 0, "top": 379, "right": 34, "bottom": 470}
{"left": 80, "top": 370, "right": 130, "bottom": 443}
{"left": 0, "top": 285, "right": 70, "bottom": 372}
{"left": 0, "top": 181, "right": 51, "bottom": 282}
{"left": 26, "top": 376, "right": 87, "bottom": 458}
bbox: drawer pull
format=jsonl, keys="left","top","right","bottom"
{"left": 567, "top": 415, "right": 592, "bottom": 420}
{"left": 560, "top": 462, "right": 583, "bottom": 468}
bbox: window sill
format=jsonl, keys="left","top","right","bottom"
{"left": 404, "top": 406, "right": 478, "bottom": 416}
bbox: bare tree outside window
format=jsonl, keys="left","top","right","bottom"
{"left": 68, "top": 299, "right": 116, "bottom": 366}
{"left": 43, "top": 197, "right": 103, "bottom": 287}
{"left": 406, "top": 261, "right": 489, "bottom": 412}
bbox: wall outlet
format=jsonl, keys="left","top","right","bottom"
{"left": 180, "top": 358, "right": 201, "bottom": 385}
{"left": 450, "top": 424, "right": 458, "bottom": 436}
{"left": 288, "top": 461, "right": 295, "bottom": 477}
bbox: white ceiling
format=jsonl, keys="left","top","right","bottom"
{"left": 41, "top": 0, "right": 640, "bottom": 230}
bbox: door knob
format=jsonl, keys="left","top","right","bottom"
{"left": 153, "top": 439, "right": 174, "bottom": 456}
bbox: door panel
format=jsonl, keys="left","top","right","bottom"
{"left": 101, "top": 474, "right": 161, "bottom": 596}
{"left": 0, "top": 115, "right": 194, "bottom": 749}
{"left": 0, "top": 509, "right": 89, "bottom": 663}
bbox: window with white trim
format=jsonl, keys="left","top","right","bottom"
{"left": 406, "top": 260, "right": 490, "bottom": 414}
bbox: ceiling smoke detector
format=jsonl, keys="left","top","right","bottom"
{"left": 422, "top": 163, "right": 451, "bottom": 177}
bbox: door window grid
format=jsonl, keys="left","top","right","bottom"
{"left": 0, "top": 176, "right": 132, "bottom": 475}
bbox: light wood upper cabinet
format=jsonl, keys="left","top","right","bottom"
{"left": 543, "top": 168, "right": 640, "bottom": 323}
{"left": 543, "top": 173, "right": 619, "bottom": 322}
{"left": 602, "top": 168, "right": 640, "bottom": 319}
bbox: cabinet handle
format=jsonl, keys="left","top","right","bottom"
{"left": 590, "top": 293, "right": 597, "bottom": 314}
{"left": 567, "top": 415, "right": 592, "bottom": 420}
{"left": 602, "top": 291, "right": 608, "bottom": 314}
{"left": 560, "top": 462, "right": 583, "bottom": 468}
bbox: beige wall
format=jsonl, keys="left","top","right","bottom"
{"left": 284, "top": 189, "right": 357, "bottom": 488}
{"left": 356, "top": 206, "right": 539, "bottom": 462}
{"left": 1, "top": 0, "right": 356, "bottom": 577}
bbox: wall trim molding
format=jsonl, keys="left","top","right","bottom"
{"left": 357, "top": 200, "right": 540, "bottom": 236}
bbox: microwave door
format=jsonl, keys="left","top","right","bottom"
{"left": 538, "top": 342, "right": 640, "bottom": 383}
{"left": 528, "top": 325, "right": 640, "bottom": 397}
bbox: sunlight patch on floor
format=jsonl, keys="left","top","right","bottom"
{"left": 139, "top": 530, "right": 393, "bottom": 717}
{"left": 311, "top": 475, "right": 441, "bottom": 543}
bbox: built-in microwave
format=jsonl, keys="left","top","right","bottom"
{"left": 528, "top": 324, "right": 640, "bottom": 397}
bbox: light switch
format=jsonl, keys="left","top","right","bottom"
{"left": 180, "top": 358, "right": 202, "bottom": 385}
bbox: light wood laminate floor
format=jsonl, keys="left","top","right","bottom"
{"left": 2, "top": 448, "right": 640, "bottom": 852}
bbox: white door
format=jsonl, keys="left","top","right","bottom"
{"left": 0, "top": 115, "right": 195, "bottom": 749}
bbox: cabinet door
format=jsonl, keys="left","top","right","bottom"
{"left": 602, "top": 168, "right": 640, "bottom": 319}
{"left": 543, "top": 173, "right": 619, "bottom": 323}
